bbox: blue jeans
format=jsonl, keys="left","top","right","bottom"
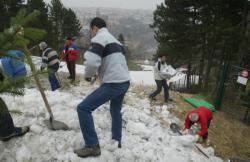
{"left": 48, "top": 73, "right": 60, "bottom": 91}
{"left": 77, "top": 82, "right": 130, "bottom": 146}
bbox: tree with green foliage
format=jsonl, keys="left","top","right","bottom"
{"left": 49, "top": 0, "right": 81, "bottom": 50}
{"left": 118, "top": 34, "right": 125, "bottom": 45}
{"left": 0, "top": 9, "right": 55, "bottom": 116}
{"left": 151, "top": 0, "right": 202, "bottom": 89}
{"left": 49, "top": 0, "right": 64, "bottom": 50}
{"left": 118, "top": 33, "right": 131, "bottom": 60}
{"left": 62, "top": 8, "right": 82, "bottom": 38}
{"left": 151, "top": 0, "right": 249, "bottom": 91}
{"left": 0, "top": 0, "right": 24, "bottom": 32}
{"left": 26, "top": 0, "right": 52, "bottom": 45}
{"left": 0, "top": 9, "right": 46, "bottom": 93}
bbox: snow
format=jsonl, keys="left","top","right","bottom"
{"left": 130, "top": 71, "right": 155, "bottom": 85}
{"left": 29, "top": 56, "right": 197, "bottom": 86}
{"left": 0, "top": 80, "right": 223, "bottom": 162}
{"left": 140, "top": 64, "right": 153, "bottom": 71}
{"left": 0, "top": 57, "right": 223, "bottom": 161}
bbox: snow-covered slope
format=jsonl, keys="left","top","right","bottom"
{"left": 1, "top": 57, "right": 222, "bottom": 161}
{"left": 0, "top": 80, "right": 223, "bottom": 162}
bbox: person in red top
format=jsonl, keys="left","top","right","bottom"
{"left": 183, "top": 106, "right": 213, "bottom": 143}
{"left": 61, "top": 37, "right": 79, "bottom": 81}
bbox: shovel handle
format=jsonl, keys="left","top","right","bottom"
{"left": 26, "top": 48, "right": 54, "bottom": 120}
{"left": 194, "top": 144, "right": 209, "bottom": 159}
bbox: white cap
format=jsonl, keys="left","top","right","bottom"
{"left": 39, "top": 42, "right": 48, "bottom": 50}
{"left": 189, "top": 112, "right": 199, "bottom": 122}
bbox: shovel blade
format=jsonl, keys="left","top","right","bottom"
{"left": 44, "top": 119, "right": 69, "bottom": 130}
{"left": 170, "top": 123, "right": 182, "bottom": 135}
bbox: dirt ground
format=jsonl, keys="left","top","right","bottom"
{"left": 132, "top": 84, "right": 250, "bottom": 161}
{"left": 170, "top": 92, "right": 250, "bottom": 161}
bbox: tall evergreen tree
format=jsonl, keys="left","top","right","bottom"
{"left": 0, "top": 9, "right": 46, "bottom": 96}
{"left": 49, "top": 0, "right": 81, "bottom": 50}
{"left": 0, "top": 0, "right": 24, "bottom": 32}
{"left": 118, "top": 34, "right": 125, "bottom": 45}
{"left": 118, "top": 33, "right": 131, "bottom": 60}
{"left": 26, "top": 0, "right": 52, "bottom": 45}
{"left": 62, "top": 8, "right": 82, "bottom": 38}
{"left": 151, "top": 0, "right": 247, "bottom": 90}
{"left": 49, "top": 0, "right": 64, "bottom": 50}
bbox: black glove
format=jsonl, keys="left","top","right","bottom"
{"left": 85, "top": 77, "right": 91, "bottom": 82}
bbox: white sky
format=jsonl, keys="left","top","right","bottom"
{"left": 43, "top": 0, "right": 164, "bottom": 10}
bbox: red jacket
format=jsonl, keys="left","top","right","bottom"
{"left": 63, "top": 43, "right": 79, "bottom": 61}
{"left": 185, "top": 106, "right": 213, "bottom": 136}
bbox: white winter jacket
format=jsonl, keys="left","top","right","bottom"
{"left": 153, "top": 60, "right": 177, "bottom": 80}
{"left": 84, "top": 28, "right": 130, "bottom": 84}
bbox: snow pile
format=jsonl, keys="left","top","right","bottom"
{"left": 0, "top": 79, "right": 223, "bottom": 162}
{"left": 141, "top": 65, "right": 153, "bottom": 71}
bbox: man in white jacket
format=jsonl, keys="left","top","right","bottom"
{"left": 149, "top": 55, "right": 175, "bottom": 102}
{"left": 74, "top": 17, "right": 130, "bottom": 158}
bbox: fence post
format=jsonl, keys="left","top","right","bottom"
{"left": 214, "top": 62, "right": 230, "bottom": 110}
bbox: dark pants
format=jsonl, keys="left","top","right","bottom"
{"left": 48, "top": 73, "right": 60, "bottom": 91}
{"left": 202, "top": 119, "right": 212, "bottom": 140}
{"left": 150, "top": 79, "right": 169, "bottom": 101}
{"left": 66, "top": 60, "right": 76, "bottom": 81}
{"left": 77, "top": 82, "right": 130, "bottom": 146}
{"left": 48, "top": 64, "right": 60, "bottom": 91}
{"left": 0, "top": 98, "right": 21, "bottom": 137}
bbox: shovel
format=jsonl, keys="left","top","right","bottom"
{"left": 27, "top": 46, "right": 69, "bottom": 130}
{"left": 34, "top": 61, "right": 69, "bottom": 131}
{"left": 170, "top": 123, "right": 209, "bottom": 159}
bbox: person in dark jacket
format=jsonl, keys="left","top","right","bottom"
{"left": 61, "top": 37, "right": 79, "bottom": 81}
{"left": 39, "top": 42, "right": 61, "bottom": 91}
{"left": 183, "top": 106, "right": 213, "bottom": 143}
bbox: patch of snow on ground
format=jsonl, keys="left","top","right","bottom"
{"left": 0, "top": 79, "right": 223, "bottom": 162}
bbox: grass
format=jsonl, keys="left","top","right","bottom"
{"left": 127, "top": 60, "right": 142, "bottom": 71}
{"left": 169, "top": 92, "right": 250, "bottom": 161}
{"left": 130, "top": 83, "right": 250, "bottom": 161}
{"left": 9, "top": 109, "right": 23, "bottom": 115}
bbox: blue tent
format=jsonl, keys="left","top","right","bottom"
{"left": 1, "top": 50, "right": 27, "bottom": 77}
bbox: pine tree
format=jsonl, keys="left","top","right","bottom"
{"left": 0, "top": 0, "right": 24, "bottom": 32}
{"left": 151, "top": 0, "right": 247, "bottom": 91}
{"left": 118, "top": 33, "right": 131, "bottom": 60}
{"left": 118, "top": 34, "right": 125, "bottom": 45}
{"left": 26, "top": 0, "right": 52, "bottom": 45}
{"left": 0, "top": 9, "right": 46, "bottom": 95}
{"left": 0, "top": 9, "right": 54, "bottom": 116}
{"left": 49, "top": 0, "right": 64, "bottom": 50}
{"left": 62, "top": 8, "right": 82, "bottom": 38}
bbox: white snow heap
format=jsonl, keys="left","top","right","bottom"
{"left": 0, "top": 58, "right": 222, "bottom": 162}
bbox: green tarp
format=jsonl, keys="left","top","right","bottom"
{"left": 184, "top": 98, "right": 216, "bottom": 112}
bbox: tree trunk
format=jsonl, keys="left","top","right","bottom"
{"left": 199, "top": 34, "right": 206, "bottom": 86}
{"left": 187, "top": 56, "right": 192, "bottom": 92}
{"left": 213, "top": 41, "right": 226, "bottom": 95}
{"left": 204, "top": 36, "right": 217, "bottom": 88}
